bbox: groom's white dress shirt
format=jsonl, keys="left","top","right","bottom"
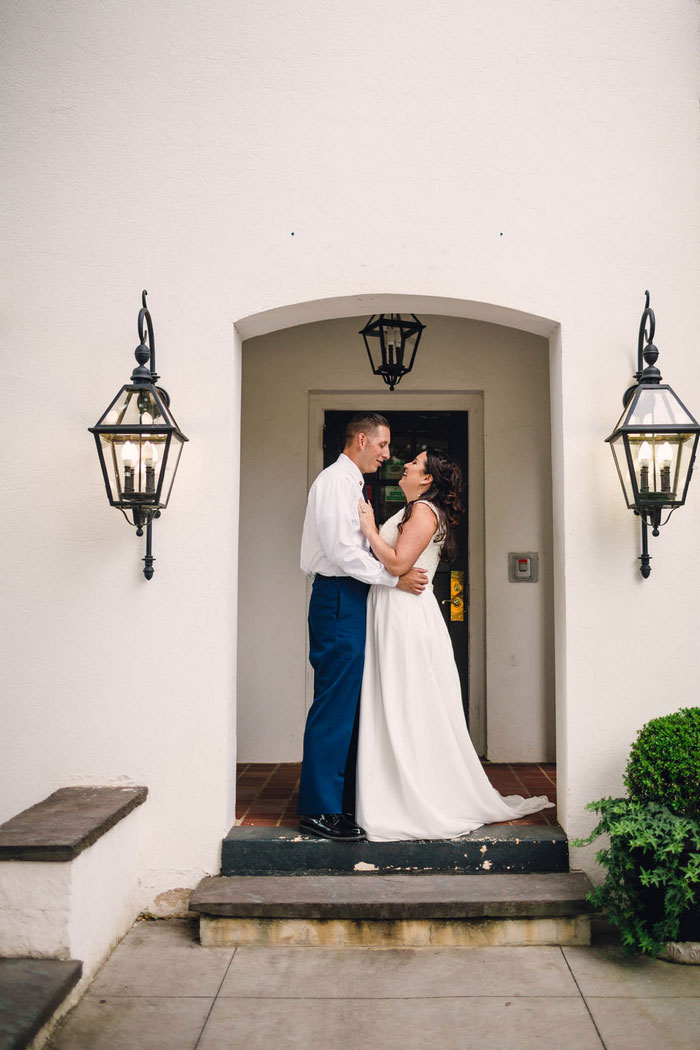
{"left": 301, "top": 454, "right": 398, "bottom": 588}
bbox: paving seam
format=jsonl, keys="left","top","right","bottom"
{"left": 560, "top": 947, "right": 607, "bottom": 1050}
{"left": 210, "top": 994, "right": 595, "bottom": 1001}
{"left": 537, "top": 764, "right": 557, "bottom": 789}
{"left": 559, "top": 993, "right": 700, "bottom": 999}
{"left": 83, "top": 994, "right": 228, "bottom": 999}
{"left": 192, "top": 946, "right": 238, "bottom": 1050}
{"left": 508, "top": 764, "right": 555, "bottom": 827}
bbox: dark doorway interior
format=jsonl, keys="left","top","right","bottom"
{"left": 323, "top": 410, "right": 470, "bottom": 726}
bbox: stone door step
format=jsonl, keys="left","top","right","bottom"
{"left": 192, "top": 871, "right": 592, "bottom": 919}
{"left": 191, "top": 872, "right": 593, "bottom": 948}
{"left": 221, "top": 824, "right": 568, "bottom": 876}
{"left": 0, "top": 957, "right": 82, "bottom": 1050}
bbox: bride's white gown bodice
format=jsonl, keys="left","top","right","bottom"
{"left": 378, "top": 506, "right": 443, "bottom": 581}
{"left": 356, "top": 502, "right": 553, "bottom": 842}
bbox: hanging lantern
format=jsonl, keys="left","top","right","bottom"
{"left": 606, "top": 292, "right": 700, "bottom": 578}
{"left": 89, "top": 291, "right": 188, "bottom": 579}
{"left": 359, "top": 313, "right": 425, "bottom": 390}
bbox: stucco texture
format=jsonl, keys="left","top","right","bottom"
{"left": 1, "top": 0, "right": 699, "bottom": 894}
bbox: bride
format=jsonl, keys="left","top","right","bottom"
{"left": 355, "top": 448, "right": 554, "bottom": 842}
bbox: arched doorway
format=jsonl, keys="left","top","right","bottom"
{"left": 233, "top": 294, "right": 563, "bottom": 815}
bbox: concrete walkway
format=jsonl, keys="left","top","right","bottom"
{"left": 46, "top": 919, "right": 700, "bottom": 1050}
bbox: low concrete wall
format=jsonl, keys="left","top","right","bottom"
{"left": 0, "top": 788, "right": 147, "bottom": 979}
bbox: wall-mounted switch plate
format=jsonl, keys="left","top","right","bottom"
{"left": 508, "top": 552, "right": 539, "bottom": 582}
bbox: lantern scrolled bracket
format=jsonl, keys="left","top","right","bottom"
{"left": 623, "top": 290, "right": 659, "bottom": 406}
{"left": 637, "top": 289, "right": 655, "bottom": 368}
{"left": 137, "top": 290, "right": 154, "bottom": 353}
{"left": 89, "top": 291, "right": 188, "bottom": 580}
{"left": 606, "top": 291, "right": 700, "bottom": 579}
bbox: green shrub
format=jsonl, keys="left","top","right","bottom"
{"left": 573, "top": 797, "right": 700, "bottom": 955}
{"left": 624, "top": 707, "right": 700, "bottom": 817}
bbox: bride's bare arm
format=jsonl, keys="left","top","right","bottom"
{"left": 358, "top": 500, "right": 437, "bottom": 577}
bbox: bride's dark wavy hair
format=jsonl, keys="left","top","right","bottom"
{"left": 397, "top": 449, "right": 464, "bottom": 564}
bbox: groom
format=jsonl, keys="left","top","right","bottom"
{"left": 298, "top": 412, "right": 427, "bottom": 840}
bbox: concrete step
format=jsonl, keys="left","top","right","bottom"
{"left": 191, "top": 871, "right": 593, "bottom": 948}
{"left": 222, "top": 824, "right": 568, "bottom": 876}
{"left": 0, "top": 786, "right": 147, "bottom": 862}
{"left": 0, "top": 957, "right": 82, "bottom": 1050}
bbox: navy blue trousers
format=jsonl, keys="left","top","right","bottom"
{"left": 297, "top": 575, "right": 370, "bottom": 816}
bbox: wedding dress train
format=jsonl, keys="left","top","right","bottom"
{"left": 356, "top": 502, "right": 554, "bottom": 842}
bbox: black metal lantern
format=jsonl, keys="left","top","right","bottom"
{"left": 606, "top": 292, "right": 700, "bottom": 578}
{"left": 89, "top": 291, "right": 188, "bottom": 580}
{"left": 359, "top": 313, "right": 425, "bottom": 391}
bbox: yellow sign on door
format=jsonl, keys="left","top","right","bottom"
{"left": 442, "top": 570, "right": 464, "bottom": 622}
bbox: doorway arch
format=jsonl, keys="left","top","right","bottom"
{"left": 236, "top": 293, "right": 558, "bottom": 341}
{"left": 233, "top": 293, "right": 564, "bottom": 807}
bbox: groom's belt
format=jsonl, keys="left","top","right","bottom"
{"left": 314, "top": 574, "right": 370, "bottom": 590}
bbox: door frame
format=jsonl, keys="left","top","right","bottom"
{"left": 307, "top": 390, "right": 486, "bottom": 756}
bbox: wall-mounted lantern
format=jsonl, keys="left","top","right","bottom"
{"left": 89, "top": 291, "right": 188, "bottom": 580}
{"left": 359, "top": 313, "right": 425, "bottom": 391}
{"left": 606, "top": 291, "right": 700, "bottom": 578}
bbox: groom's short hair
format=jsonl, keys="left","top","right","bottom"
{"left": 344, "top": 413, "right": 390, "bottom": 447}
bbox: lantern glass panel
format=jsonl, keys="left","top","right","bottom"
{"left": 98, "top": 387, "right": 177, "bottom": 428}
{"left": 675, "top": 434, "right": 698, "bottom": 500}
{"left": 625, "top": 386, "right": 697, "bottom": 429}
{"left": 620, "top": 432, "right": 697, "bottom": 509}
{"left": 402, "top": 331, "right": 419, "bottom": 367}
{"left": 609, "top": 433, "right": 636, "bottom": 508}
{"left": 159, "top": 433, "right": 185, "bottom": 507}
{"left": 98, "top": 431, "right": 169, "bottom": 507}
{"left": 659, "top": 432, "right": 698, "bottom": 504}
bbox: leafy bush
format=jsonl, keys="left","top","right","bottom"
{"left": 624, "top": 707, "right": 700, "bottom": 817}
{"left": 573, "top": 797, "right": 700, "bottom": 955}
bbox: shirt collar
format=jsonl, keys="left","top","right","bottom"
{"left": 338, "top": 453, "right": 364, "bottom": 487}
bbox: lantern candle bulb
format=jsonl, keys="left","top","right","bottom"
{"left": 658, "top": 441, "right": 673, "bottom": 493}
{"left": 143, "top": 441, "right": 159, "bottom": 494}
{"left": 395, "top": 329, "right": 403, "bottom": 366}
{"left": 121, "top": 441, "right": 138, "bottom": 494}
{"left": 638, "top": 441, "right": 652, "bottom": 493}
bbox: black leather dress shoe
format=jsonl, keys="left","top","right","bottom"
{"left": 299, "top": 813, "right": 366, "bottom": 841}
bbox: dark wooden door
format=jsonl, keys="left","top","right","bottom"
{"left": 323, "top": 410, "right": 469, "bottom": 725}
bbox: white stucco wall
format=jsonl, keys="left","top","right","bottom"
{"left": 1, "top": 0, "right": 699, "bottom": 891}
{"left": 238, "top": 314, "right": 555, "bottom": 763}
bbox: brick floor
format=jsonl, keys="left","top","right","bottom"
{"left": 236, "top": 762, "right": 558, "bottom": 828}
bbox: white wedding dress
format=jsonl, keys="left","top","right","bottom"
{"left": 356, "top": 502, "right": 554, "bottom": 842}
